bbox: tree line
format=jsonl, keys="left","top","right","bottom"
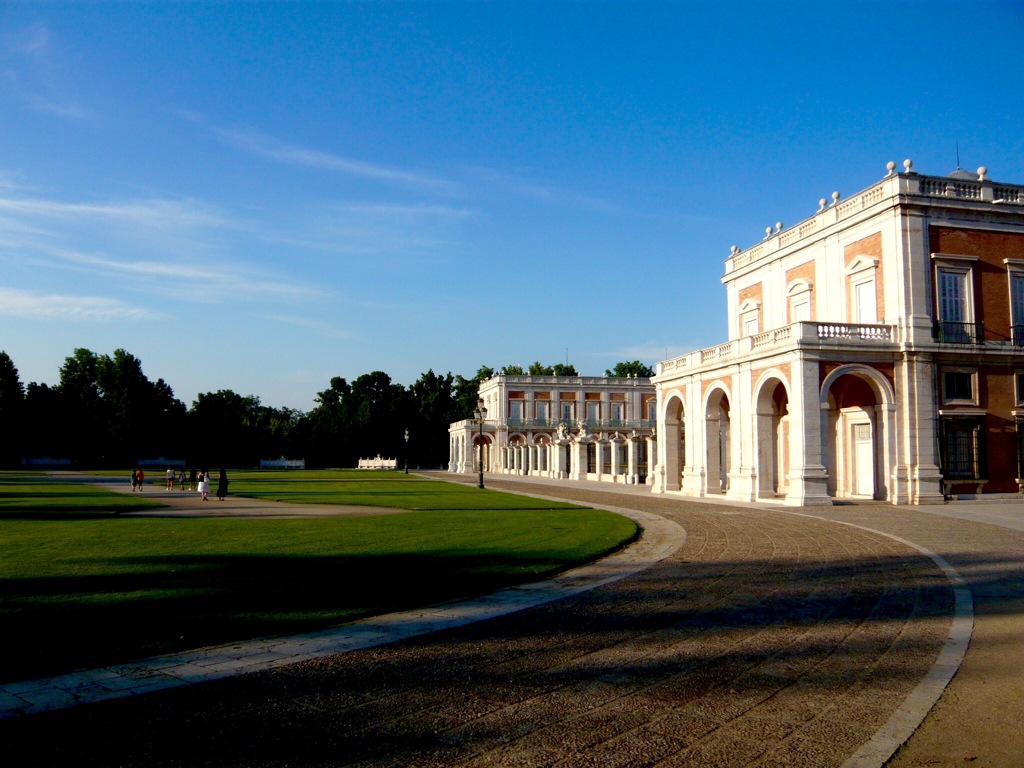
{"left": 0, "top": 350, "right": 653, "bottom": 470}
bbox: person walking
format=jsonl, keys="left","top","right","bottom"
{"left": 136, "top": 468, "right": 144, "bottom": 490}
{"left": 165, "top": 468, "right": 174, "bottom": 490}
{"left": 216, "top": 468, "right": 229, "bottom": 501}
{"left": 189, "top": 468, "right": 197, "bottom": 492}
{"left": 198, "top": 469, "right": 210, "bottom": 501}
{"left": 130, "top": 469, "right": 138, "bottom": 492}
{"left": 178, "top": 470, "right": 187, "bottom": 491}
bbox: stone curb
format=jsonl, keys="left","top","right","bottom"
{"left": 780, "top": 510, "right": 974, "bottom": 768}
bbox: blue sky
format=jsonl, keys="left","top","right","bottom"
{"left": 2, "top": 1, "right": 1023, "bottom": 410}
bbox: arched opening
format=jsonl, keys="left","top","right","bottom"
{"left": 473, "top": 433, "right": 492, "bottom": 476}
{"left": 821, "top": 367, "right": 891, "bottom": 500}
{"left": 754, "top": 377, "right": 790, "bottom": 499}
{"left": 663, "top": 394, "right": 685, "bottom": 491}
{"left": 508, "top": 434, "right": 526, "bottom": 474}
{"left": 706, "top": 389, "right": 731, "bottom": 493}
{"left": 534, "top": 434, "right": 550, "bottom": 473}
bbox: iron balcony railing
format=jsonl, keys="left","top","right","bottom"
{"left": 934, "top": 320, "right": 984, "bottom": 345}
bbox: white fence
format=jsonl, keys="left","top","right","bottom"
{"left": 357, "top": 455, "right": 398, "bottom": 470}
{"left": 259, "top": 457, "right": 306, "bottom": 469}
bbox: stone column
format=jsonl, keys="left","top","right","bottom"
{"left": 570, "top": 439, "right": 586, "bottom": 481}
{"left": 785, "top": 354, "right": 831, "bottom": 505}
{"left": 645, "top": 434, "right": 656, "bottom": 486}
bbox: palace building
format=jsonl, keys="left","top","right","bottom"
{"left": 653, "top": 160, "right": 1024, "bottom": 505}
{"left": 448, "top": 373, "right": 656, "bottom": 485}
{"left": 449, "top": 160, "right": 1024, "bottom": 505}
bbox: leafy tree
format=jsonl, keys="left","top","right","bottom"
{"left": 453, "top": 366, "right": 493, "bottom": 421}
{"left": 254, "top": 405, "right": 302, "bottom": 460}
{"left": 57, "top": 348, "right": 107, "bottom": 464}
{"left": 22, "top": 383, "right": 66, "bottom": 461}
{"left": 407, "top": 369, "right": 456, "bottom": 469}
{"left": 350, "top": 371, "right": 407, "bottom": 462}
{"left": 525, "top": 362, "right": 579, "bottom": 376}
{"left": 298, "top": 376, "right": 354, "bottom": 467}
{"left": 502, "top": 364, "right": 526, "bottom": 375}
{"left": 96, "top": 349, "right": 186, "bottom": 464}
{"left": 0, "top": 351, "right": 25, "bottom": 466}
{"left": 605, "top": 360, "right": 654, "bottom": 378}
{"left": 188, "top": 390, "right": 263, "bottom": 468}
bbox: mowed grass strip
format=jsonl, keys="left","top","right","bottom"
{"left": 0, "top": 472, "right": 637, "bottom": 683}
{"left": 228, "top": 470, "right": 579, "bottom": 510}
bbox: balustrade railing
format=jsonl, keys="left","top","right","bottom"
{"left": 726, "top": 170, "right": 1024, "bottom": 273}
{"left": 503, "top": 417, "right": 655, "bottom": 432}
{"left": 816, "top": 323, "right": 892, "bottom": 341}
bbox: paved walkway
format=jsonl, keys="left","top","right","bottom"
{"left": 2, "top": 474, "right": 1022, "bottom": 767}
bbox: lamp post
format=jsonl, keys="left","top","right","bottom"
{"left": 404, "top": 428, "right": 409, "bottom": 474}
{"left": 474, "top": 400, "right": 488, "bottom": 489}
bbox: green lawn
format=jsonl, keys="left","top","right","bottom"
{"left": 0, "top": 472, "right": 637, "bottom": 682}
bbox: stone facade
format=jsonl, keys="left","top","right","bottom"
{"left": 448, "top": 374, "right": 657, "bottom": 485}
{"left": 653, "top": 161, "right": 1024, "bottom": 504}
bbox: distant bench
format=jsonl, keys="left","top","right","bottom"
{"left": 358, "top": 456, "right": 398, "bottom": 470}
{"left": 259, "top": 458, "right": 306, "bottom": 469}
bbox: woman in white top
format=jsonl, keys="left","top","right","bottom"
{"left": 199, "top": 470, "right": 210, "bottom": 501}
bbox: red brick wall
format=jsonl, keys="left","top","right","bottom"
{"left": 930, "top": 227, "right": 1024, "bottom": 341}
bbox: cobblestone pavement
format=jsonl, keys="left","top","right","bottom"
{"left": 3, "top": 476, "right": 1021, "bottom": 767}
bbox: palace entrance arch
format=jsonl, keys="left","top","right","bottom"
{"left": 820, "top": 365, "right": 895, "bottom": 501}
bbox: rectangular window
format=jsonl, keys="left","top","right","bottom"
{"left": 936, "top": 267, "right": 979, "bottom": 343}
{"left": 743, "top": 315, "right": 759, "bottom": 336}
{"left": 939, "top": 417, "right": 986, "bottom": 481}
{"left": 791, "top": 299, "right": 811, "bottom": 322}
{"left": 1012, "top": 274, "right": 1024, "bottom": 345}
{"left": 610, "top": 403, "right": 624, "bottom": 424}
{"left": 586, "top": 402, "right": 600, "bottom": 424}
{"left": 535, "top": 401, "right": 549, "bottom": 425}
{"left": 509, "top": 401, "right": 523, "bottom": 424}
{"left": 938, "top": 269, "right": 967, "bottom": 323}
{"left": 1018, "top": 418, "right": 1024, "bottom": 481}
{"left": 943, "top": 370, "right": 974, "bottom": 402}
{"left": 854, "top": 279, "right": 877, "bottom": 323}
{"left": 1017, "top": 373, "right": 1024, "bottom": 406}
{"left": 1017, "top": 418, "right": 1024, "bottom": 481}
{"left": 561, "top": 402, "right": 574, "bottom": 422}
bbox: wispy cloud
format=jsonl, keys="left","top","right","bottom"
{"left": 0, "top": 195, "right": 226, "bottom": 230}
{"left": 0, "top": 192, "right": 325, "bottom": 304}
{"left": 0, "top": 286, "right": 159, "bottom": 321}
{"left": 46, "top": 246, "right": 325, "bottom": 304}
{"left": 215, "top": 126, "right": 453, "bottom": 190}
{"left": 257, "top": 313, "right": 356, "bottom": 341}
{"left": 2, "top": 23, "right": 94, "bottom": 121}
{"left": 470, "top": 166, "right": 633, "bottom": 216}
{"left": 257, "top": 200, "right": 476, "bottom": 265}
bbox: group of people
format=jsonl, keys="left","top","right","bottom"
{"left": 134, "top": 467, "right": 229, "bottom": 500}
